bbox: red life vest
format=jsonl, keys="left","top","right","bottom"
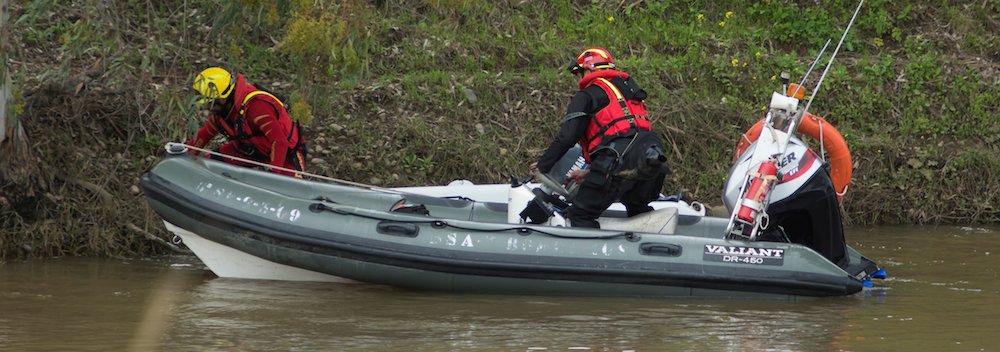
{"left": 577, "top": 70, "right": 651, "bottom": 161}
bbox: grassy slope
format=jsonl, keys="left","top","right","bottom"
{"left": 2, "top": 0, "right": 998, "bottom": 258}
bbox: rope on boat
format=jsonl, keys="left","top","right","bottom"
{"left": 166, "top": 142, "right": 640, "bottom": 242}
{"left": 164, "top": 142, "right": 399, "bottom": 193}
{"left": 312, "top": 203, "right": 640, "bottom": 242}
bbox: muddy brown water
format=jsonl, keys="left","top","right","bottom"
{"left": 1, "top": 225, "right": 998, "bottom": 351}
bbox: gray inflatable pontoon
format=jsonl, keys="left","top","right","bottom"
{"left": 141, "top": 151, "right": 881, "bottom": 299}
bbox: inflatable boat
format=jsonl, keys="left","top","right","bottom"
{"left": 141, "top": 143, "right": 882, "bottom": 298}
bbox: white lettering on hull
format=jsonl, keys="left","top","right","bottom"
{"left": 703, "top": 244, "right": 786, "bottom": 266}
{"left": 446, "top": 233, "right": 474, "bottom": 247}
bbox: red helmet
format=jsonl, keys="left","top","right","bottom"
{"left": 567, "top": 47, "right": 616, "bottom": 75}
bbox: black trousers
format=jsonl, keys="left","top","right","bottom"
{"left": 565, "top": 153, "right": 666, "bottom": 229}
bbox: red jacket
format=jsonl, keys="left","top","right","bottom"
{"left": 189, "top": 74, "right": 303, "bottom": 171}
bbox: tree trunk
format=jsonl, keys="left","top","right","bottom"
{"left": 0, "top": 0, "right": 27, "bottom": 160}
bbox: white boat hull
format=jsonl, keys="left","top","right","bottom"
{"left": 164, "top": 221, "right": 355, "bottom": 283}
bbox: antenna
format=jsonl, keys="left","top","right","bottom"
{"left": 797, "top": 39, "right": 832, "bottom": 91}
{"left": 802, "top": 0, "right": 865, "bottom": 116}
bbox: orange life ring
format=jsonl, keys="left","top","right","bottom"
{"left": 732, "top": 113, "right": 852, "bottom": 202}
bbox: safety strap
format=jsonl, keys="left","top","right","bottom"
{"left": 239, "top": 90, "right": 285, "bottom": 115}
{"left": 238, "top": 90, "right": 303, "bottom": 150}
{"left": 562, "top": 111, "right": 588, "bottom": 123}
{"left": 596, "top": 78, "right": 632, "bottom": 117}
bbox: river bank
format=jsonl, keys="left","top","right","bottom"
{"left": 1, "top": 1, "right": 997, "bottom": 258}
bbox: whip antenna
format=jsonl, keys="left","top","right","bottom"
{"left": 798, "top": 39, "right": 832, "bottom": 91}
{"left": 802, "top": 0, "right": 865, "bottom": 115}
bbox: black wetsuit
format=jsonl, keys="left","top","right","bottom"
{"left": 537, "top": 77, "right": 669, "bottom": 228}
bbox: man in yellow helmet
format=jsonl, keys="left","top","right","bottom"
{"left": 531, "top": 48, "right": 669, "bottom": 229}
{"left": 188, "top": 67, "right": 306, "bottom": 177}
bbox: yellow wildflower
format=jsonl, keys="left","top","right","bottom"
{"left": 731, "top": 58, "right": 739, "bottom": 67}
{"left": 770, "top": 75, "right": 777, "bottom": 81}
{"left": 725, "top": 11, "right": 734, "bottom": 19}
{"left": 719, "top": 21, "right": 726, "bottom": 27}
{"left": 697, "top": 14, "right": 705, "bottom": 22}
{"left": 755, "top": 51, "right": 761, "bottom": 58}
{"left": 607, "top": 16, "right": 615, "bottom": 23}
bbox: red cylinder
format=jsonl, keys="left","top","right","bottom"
{"left": 736, "top": 161, "right": 778, "bottom": 223}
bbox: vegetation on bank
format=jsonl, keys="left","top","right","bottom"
{"left": 1, "top": 0, "right": 997, "bottom": 259}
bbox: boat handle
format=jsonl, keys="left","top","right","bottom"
{"left": 639, "top": 243, "right": 682, "bottom": 257}
{"left": 376, "top": 221, "right": 420, "bottom": 238}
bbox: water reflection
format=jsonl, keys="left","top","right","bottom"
{"left": 0, "top": 257, "right": 205, "bottom": 352}
{"left": 165, "top": 280, "right": 869, "bottom": 351}
{"left": 1, "top": 225, "right": 998, "bottom": 351}
{"left": 129, "top": 263, "right": 204, "bottom": 351}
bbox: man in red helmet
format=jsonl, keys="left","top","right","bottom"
{"left": 531, "top": 48, "right": 669, "bottom": 228}
{"left": 188, "top": 67, "right": 307, "bottom": 177}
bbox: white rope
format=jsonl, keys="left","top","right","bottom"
{"left": 164, "top": 142, "right": 396, "bottom": 192}
{"left": 817, "top": 117, "right": 826, "bottom": 162}
{"left": 836, "top": 183, "right": 850, "bottom": 198}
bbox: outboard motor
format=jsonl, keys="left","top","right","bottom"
{"left": 548, "top": 144, "right": 587, "bottom": 188}
{"left": 507, "top": 145, "right": 585, "bottom": 226}
{"left": 722, "top": 71, "right": 850, "bottom": 267}
{"left": 724, "top": 137, "right": 848, "bottom": 267}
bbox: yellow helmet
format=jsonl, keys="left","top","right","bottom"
{"left": 192, "top": 67, "right": 234, "bottom": 103}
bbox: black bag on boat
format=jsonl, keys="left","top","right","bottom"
{"left": 595, "top": 130, "right": 670, "bottom": 181}
{"left": 391, "top": 203, "right": 430, "bottom": 216}
{"left": 519, "top": 198, "right": 553, "bottom": 224}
